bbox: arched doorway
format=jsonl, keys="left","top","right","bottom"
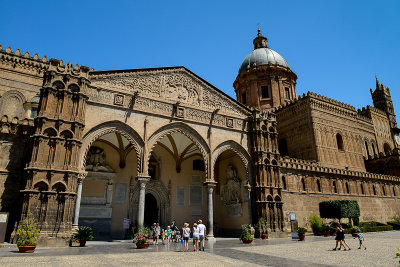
{"left": 144, "top": 193, "right": 158, "bottom": 227}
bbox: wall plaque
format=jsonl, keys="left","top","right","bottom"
{"left": 176, "top": 187, "right": 185, "bottom": 206}
{"left": 189, "top": 185, "right": 202, "bottom": 206}
{"left": 114, "top": 183, "right": 127, "bottom": 204}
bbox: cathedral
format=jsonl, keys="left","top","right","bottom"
{"left": 0, "top": 30, "right": 399, "bottom": 246}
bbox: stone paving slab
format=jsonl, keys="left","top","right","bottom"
{"left": 232, "top": 231, "right": 400, "bottom": 267}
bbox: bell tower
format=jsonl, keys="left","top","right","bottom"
{"left": 371, "top": 77, "right": 397, "bottom": 129}
{"left": 234, "top": 30, "right": 297, "bottom": 111}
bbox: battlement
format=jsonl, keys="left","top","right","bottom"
{"left": 48, "top": 58, "right": 90, "bottom": 79}
{"left": 0, "top": 115, "right": 34, "bottom": 135}
{"left": 281, "top": 156, "right": 400, "bottom": 182}
{"left": 358, "top": 105, "right": 387, "bottom": 117}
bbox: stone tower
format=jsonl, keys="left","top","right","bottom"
{"left": 250, "top": 110, "right": 284, "bottom": 234}
{"left": 233, "top": 30, "right": 297, "bottom": 110}
{"left": 371, "top": 77, "right": 397, "bottom": 129}
{"left": 18, "top": 59, "right": 90, "bottom": 246}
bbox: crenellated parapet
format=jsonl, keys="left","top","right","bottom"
{"left": 281, "top": 156, "right": 400, "bottom": 183}
{"left": 0, "top": 44, "right": 49, "bottom": 75}
{"left": 0, "top": 115, "right": 34, "bottom": 135}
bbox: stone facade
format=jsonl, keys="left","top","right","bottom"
{"left": 0, "top": 30, "right": 399, "bottom": 245}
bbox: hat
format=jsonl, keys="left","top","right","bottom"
{"left": 356, "top": 229, "right": 361, "bottom": 232}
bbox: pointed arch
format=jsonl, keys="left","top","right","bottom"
{"left": 212, "top": 140, "right": 252, "bottom": 179}
{"left": 146, "top": 122, "right": 210, "bottom": 179}
{"left": 80, "top": 121, "right": 144, "bottom": 173}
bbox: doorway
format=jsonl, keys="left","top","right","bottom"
{"left": 144, "top": 193, "right": 158, "bottom": 227}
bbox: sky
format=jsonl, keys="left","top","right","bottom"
{"left": 1, "top": 0, "right": 399, "bottom": 113}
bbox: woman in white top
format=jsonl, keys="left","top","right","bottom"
{"left": 192, "top": 223, "right": 199, "bottom": 252}
{"left": 183, "top": 223, "right": 191, "bottom": 252}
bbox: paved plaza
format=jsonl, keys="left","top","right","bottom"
{"left": 0, "top": 231, "right": 399, "bottom": 267}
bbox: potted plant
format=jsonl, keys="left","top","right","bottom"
{"left": 256, "top": 217, "right": 268, "bottom": 239}
{"left": 321, "top": 225, "right": 330, "bottom": 237}
{"left": 297, "top": 227, "right": 307, "bottom": 241}
{"left": 309, "top": 213, "right": 322, "bottom": 236}
{"left": 16, "top": 212, "right": 41, "bottom": 253}
{"left": 73, "top": 226, "right": 94, "bottom": 247}
{"left": 240, "top": 224, "right": 254, "bottom": 244}
{"left": 133, "top": 227, "right": 152, "bottom": 249}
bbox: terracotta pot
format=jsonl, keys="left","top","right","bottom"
{"left": 136, "top": 242, "right": 150, "bottom": 249}
{"left": 323, "top": 231, "right": 330, "bottom": 237}
{"left": 352, "top": 233, "right": 357, "bottom": 237}
{"left": 261, "top": 234, "right": 268, "bottom": 240}
{"left": 242, "top": 239, "right": 253, "bottom": 244}
{"left": 298, "top": 233, "right": 305, "bottom": 241}
{"left": 18, "top": 246, "right": 36, "bottom": 253}
{"left": 79, "top": 241, "right": 86, "bottom": 247}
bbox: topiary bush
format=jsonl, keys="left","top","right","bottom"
{"left": 387, "top": 221, "right": 400, "bottom": 230}
{"left": 319, "top": 200, "right": 360, "bottom": 222}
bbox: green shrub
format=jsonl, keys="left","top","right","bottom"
{"left": 309, "top": 213, "right": 322, "bottom": 231}
{"left": 319, "top": 200, "right": 360, "bottom": 221}
{"left": 387, "top": 221, "right": 400, "bottom": 230}
{"left": 361, "top": 225, "right": 393, "bottom": 232}
{"left": 240, "top": 224, "right": 254, "bottom": 241}
{"left": 16, "top": 212, "right": 41, "bottom": 247}
{"left": 73, "top": 226, "right": 94, "bottom": 242}
{"left": 297, "top": 227, "right": 307, "bottom": 234}
{"left": 393, "top": 214, "right": 400, "bottom": 224}
{"left": 359, "top": 221, "right": 386, "bottom": 227}
{"left": 255, "top": 217, "right": 268, "bottom": 235}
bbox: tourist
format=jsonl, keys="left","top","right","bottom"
{"left": 192, "top": 223, "right": 199, "bottom": 251}
{"left": 333, "top": 224, "right": 350, "bottom": 251}
{"left": 167, "top": 226, "right": 172, "bottom": 244}
{"left": 170, "top": 220, "right": 178, "bottom": 241}
{"left": 183, "top": 223, "right": 191, "bottom": 252}
{"left": 198, "top": 219, "right": 206, "bottom": 251}
{"left": 354, "top": 229, "right": 366, "bottom": 249}
{"left": 155, "top": 223, "right": 161, "bottom": 245}
{"left": 161, "top": 228, "right": 165, "bottom": 244}
{"left": 152, "top": 223, "right": 157, "bottom": 244}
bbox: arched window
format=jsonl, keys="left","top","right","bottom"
{"left": 279, "top": 139, "right": 288, "bottom": 156}
{"left": 383, "top": 143, "right": 391, "bottom": 156}
{"left": 373, "top": 184, "right": 376, "bottom": 195}
{"left": 382, "top": 185, "right": 386, "bottom": 196}
{"left": 336, "top": 134, "right": 344, "bottom": 150}
{"left": 301, "top": 178, "right": 306, "bottom": 191}
{"left": 282, "top": 176, "right": 287, "bottom": 190}
{"left": 365, "top": 141, "right": 370, "bottom": 157}
{"left": 393, "top": 186, "right": 397, "bottom": 196}
{"left": 316, "top": 179, "right": 321, "bottom": 192}
{"left": 346, "top": 182, "right": 350, "bottom": 194}
{"left": 360, "top": 183, "right": 365, "bottom": 195}
{"left": 333, "top": 181, "right": 337, "bottom": 193}
{"left": 371, "top": 143, "right": 376, "bottom": 156}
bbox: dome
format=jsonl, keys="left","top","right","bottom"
{"left": 238, "top": 30, "right": 290, "bottom": 74}
{"left": 239, "top": 48, "right": 289, "bottom": 74}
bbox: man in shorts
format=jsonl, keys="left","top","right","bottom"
{"left": 197, "top": 219, "right": 206, "bottom": 251}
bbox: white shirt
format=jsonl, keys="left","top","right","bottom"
{"left": 193, "top": 227, "right": 200, "bottom": 235}
{"left": 198, "top": 224, "right": 206, "bottom": 235}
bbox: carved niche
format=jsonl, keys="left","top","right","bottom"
{"left": 0, "top": 90, "right": 26, "bottom": 119}
{"left": 220, "top": 164, "right": 243, "bottom": 217}
{"left": 85, "top": 146, "right": 114, "bottom": 172}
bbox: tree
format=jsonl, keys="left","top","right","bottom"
{"left": 319, "top": 200, "right": 360, "bottom": 223}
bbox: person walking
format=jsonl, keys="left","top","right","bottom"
{"left": 183, "top": 223, "right": 191, "bottom": 252}
{"left": 192, "top": 223, "right": 199, "bottom": 251}
{"left": 155, "top": 223, "right": 161, "bottom": 245}
{"left": 354, "top": 229, "right": 366, "bottom": 250}
{"left": 333, "top": 224, "right": 350, "bottom": 251}
{"left": 197, "top": 219, "right": 206, "bottom": 251}
{"left": 166, "top": 226, "right": 172, "bottom": 244}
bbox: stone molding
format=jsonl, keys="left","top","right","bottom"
{"left": 212, "top": 140, "right": 252, "bottom": 179}
{"left": 80, "top": 121, "right": 144, "bottom": 174}
{"left": 145, "top": 122, "right": 210, "bottom": 179}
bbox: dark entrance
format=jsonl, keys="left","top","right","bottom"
{"left": 144, "top": 193, "right": 158, "bottom": 227}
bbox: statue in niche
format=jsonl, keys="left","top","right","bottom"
{"left": 220, "top": 164, "right": 242, "bottom": 217}
{"left": 85, "top": 146, "right": 113, "bottom": 172}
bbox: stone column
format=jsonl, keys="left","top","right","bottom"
{"left": 73, "top": 172, "right": 87, "bottom": 227}
{"left": 244, "top": 181, "right": 252, "bottom": 225}
{"left": 206, "top": 183, "right": 216, "bottom": 239}
{"left": 137, "top": 175, "right": 150, "bottom": 228}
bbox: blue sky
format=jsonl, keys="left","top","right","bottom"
{"left": 1, "top": 0, "right": 399, "bottom": 113}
